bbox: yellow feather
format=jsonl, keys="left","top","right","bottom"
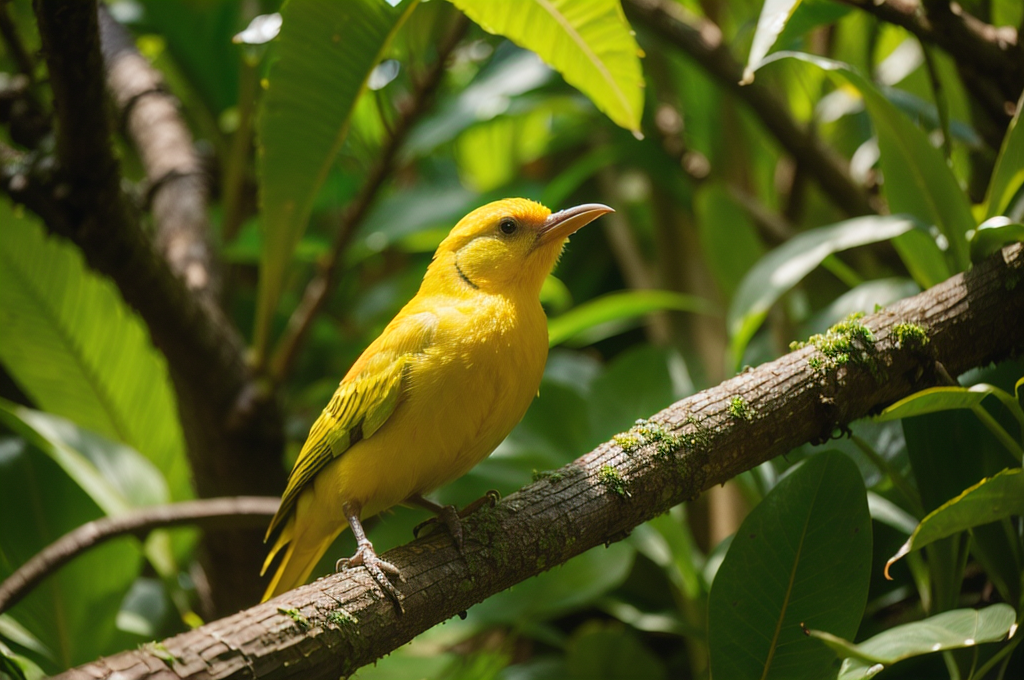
{"left": 261, "top": 198, "right": 612, "bottom": 601}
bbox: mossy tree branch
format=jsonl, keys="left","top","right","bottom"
{"left": 55, "top": 243, "right": 1024, "bottom": 680}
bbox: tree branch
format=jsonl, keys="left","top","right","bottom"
{"left": 624, "top": 0, "right": 879, "bottom": 218}
{"left": 55, "top": 243, "right": 1024, "bottom": 680}
{"left": 0, "top": 497, "right": 279, "bottom": 616}
{"left": 97, "top": 6, "right": 220, "bottom": 297}
{"left": 20, "top": 0, "right": 284, "bottom": 613}
{"left": 268, "top": 14, "right": 469, "bottom": 382}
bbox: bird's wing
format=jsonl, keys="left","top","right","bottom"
{"left": 265, "top": 311, "right": 438, "bottom": 541}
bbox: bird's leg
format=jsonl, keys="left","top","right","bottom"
{"left": 408, "top": 490, "right": 501, "bottom": 550}
{"left": 336, "top": 502, "right": 404, "bottom": 614}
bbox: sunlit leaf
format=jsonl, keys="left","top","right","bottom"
{"left": 447, "top": 0, "right": 644, "bottom": 131}
{"left": 877, "top": 384, "right": 1024, "bottom": 444}
{"left": 549, "top": 290, "right": 716, "bottom": 348}
{"left": 765, "top": 52, "right": 973, "bottom": 272}
{"left": 985, "top": 89, "right": 1024, "bottom": 219}
{"left": 743, "top": 0, "right": 802, "bottom": 84}
{"left": 728, "top": 215, "right": 921, "bottom": 368}
{"left": 969, "top": 217, "right": 1024, "bottom": 263}
{"left": 884, "top": 468, "right": 1024, "bottom": 577}
{"left": 254, "top": 0, "right": 417, "bottom": 359}
{"left": 0, "top": 401, "right": 169, "bottom": 514}
{"left": 0, "top": 205, "right": 190, "bottom": 501}
{"left": 708, "top": 452, "right": 872, "bottom": 680}
{"left": 808, "top": 604, "right": 1016, "bottom": 680}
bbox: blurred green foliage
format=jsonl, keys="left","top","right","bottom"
{"left": 1, "top": 0, "right": 1023, "bottom": 678}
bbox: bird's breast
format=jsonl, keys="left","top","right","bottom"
{"left": 390, "top": 296, "right": 547, "bottom": 494}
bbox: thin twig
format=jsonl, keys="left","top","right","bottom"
{"left": 269, "top": 14, "right": 469, "bottom": 382}
{"left": 0, "top": 497, "right": 279, "bottom": 616}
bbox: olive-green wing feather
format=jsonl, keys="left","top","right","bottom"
{"left": 265, "top": 311, "right": 436, "bottom": 541}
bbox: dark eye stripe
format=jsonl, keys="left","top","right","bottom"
{"left": 499, "top": 217, "right": 518, "bottom": 235}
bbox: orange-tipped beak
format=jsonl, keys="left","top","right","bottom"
{"left": 537, "top": 203, "right": 614, "bottom": 245}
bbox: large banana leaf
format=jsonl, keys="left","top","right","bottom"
{"left": 0, "top": 205, "right": 190, "bottom": 501}
{"left": 447, "top": 0, "right": 644, "bottom": 132}
{"left": 254, "top": 0, "right": 417, "bottom": 360}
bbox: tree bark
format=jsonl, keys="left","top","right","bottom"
{"left": 55, "top": 243, "right": 1024, "bottom": 680}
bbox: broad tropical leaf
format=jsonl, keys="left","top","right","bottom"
{"left": 708, "top": 451, "right": 872, "bottom": 680}
{"left": 0, "top": 205, "right": 190, "bottom": 501}
{"left": 0, "top": 438, "right": 142, "bottom": 671}
{"left": 255, "top": 0, "right": 417, "bottom": 358}
{"left": 447, "top": 0, "right": 644, "bottom": 132}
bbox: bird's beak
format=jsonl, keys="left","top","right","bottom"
{"left": 536, "top": 203, "right": 614, "bottom": 246}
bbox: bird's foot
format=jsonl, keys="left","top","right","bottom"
{"left": 336, "top": 541, "right": 404, "bottom": 614}
{"left": 412, "top": 489, "right": 501, "bottom": 550}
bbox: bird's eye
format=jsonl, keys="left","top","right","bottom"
{"left": 499, "top": 217, "right": 518, "bottom": 236}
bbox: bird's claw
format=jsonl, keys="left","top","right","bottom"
{"left": 411, "top": 490, "right": 501, "bottom": 550}
{"left": 336, "top": 541, "right": 405, "bottom": 614}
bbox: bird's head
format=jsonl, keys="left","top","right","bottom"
{"left": 428, "top": 198, "right": 613, "bottom": 298}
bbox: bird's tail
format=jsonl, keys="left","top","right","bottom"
{"left": 261, "top": 513, "right": 343, "bottom": 602}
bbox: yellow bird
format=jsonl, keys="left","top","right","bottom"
{"left": 262, "top": 198, "right": 612, "bottom": 605}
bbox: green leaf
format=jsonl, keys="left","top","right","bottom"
{"left": 876, "top": 384, "right": 1020, "bottom": 423}
{"left": 876, "top": 383, "right": 1024, "bottom": 455}
{"left": 0, "top": 438, "right": 143, "bottom": 670}
{"left": 0, "top": 615, "right": 51, "bottom": 663}
{"left": 727, "top": 215, "right": 921, "bottom": 368}
{"left": 0, "top": 638, "right": 45, "bottom": 680}
{"left": 0, "top": 205, "right": 190, "bottom": 501}
{"left": 884, "top": 468, "right": 1024, "bottom": 577}
{"left": 742, "top": 0, "right": 802, "bottom": 84}
{"left": 807, "top": 604, "right": 1017, "bottom": 680}
{"left": 708, "top": 451, "right": 872, "bottom": 680}
{"left": 548, "top": 290, "right": 716, "bottom": 348}
{"left": 766, "top": 52, "right": 973, "bottom": 271}
{"left": 0, "top": 401, "right": 180, "bottom": 579}
{"left": 0, "top": 401, "right": 169, "bottom": 515}
{"left": 254, "top": 0, "right": 417, "bottom": 359}
{"left": 985, "top": 89, "right": 1024, "bottom": 219}
{"left": 447, "top": 0, "right": 644, "bottom": 132}
{"left": 970, "top": 217, "right": 1024, "bottom": 263}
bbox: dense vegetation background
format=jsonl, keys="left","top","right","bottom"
{"left": 1, "top": 0, "right": 1023, "bottom": 678}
